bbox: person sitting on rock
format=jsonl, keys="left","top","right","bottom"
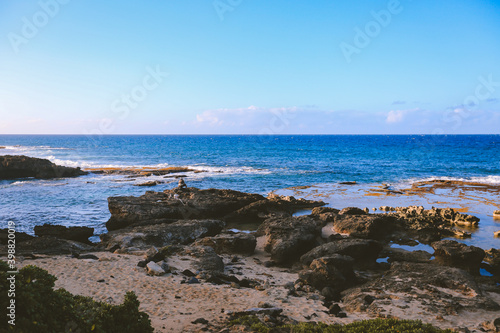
{"left": 177, "top": 178, "right": 187, "bottom": 189}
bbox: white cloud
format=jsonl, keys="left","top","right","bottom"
{"left": 386, "top": 110, "right": 405, "bottom": 123}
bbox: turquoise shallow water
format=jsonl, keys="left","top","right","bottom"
{"left": 0, "top": 135, "right": 499, "bottom": 249}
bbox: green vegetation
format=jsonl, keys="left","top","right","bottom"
{"left": 230, "top": 315, "right": 454, "bottom": 333}
{"left": 0, "top": 261, "right": 153, "bottom": 333}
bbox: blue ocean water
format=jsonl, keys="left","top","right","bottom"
{"left": 1, "top": 135, "right": 499, "bottom": 248}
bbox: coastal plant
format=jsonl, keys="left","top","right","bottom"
{"left": 0, "top": 261, "right": 153, "bottom": 333}
{"left": 229, "top": 315, "right": 454, "bottom": 332}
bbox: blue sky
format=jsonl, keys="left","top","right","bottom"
{"left": 0, "top": 0, "right": 499, "bottom": 134}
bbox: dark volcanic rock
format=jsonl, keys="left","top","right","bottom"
{"left": 299, "top": 254, "right": 356, "bottom": 292}
{"left": 184, "top": 246, "right": 225, "bottom": 277}
{"left": 193, "top": 232, "right": 256, "bottom": 255}
{"left": 0, "top": 155, "right": 87, "bottom": 179}
{"left": 106, "top": 187, "right": 324, "bottom": 231}
{"left": 339, "top": 207, "right": 368, "bottom": 216}
{"left": 389, "top": 206, "right": 479, "bottom": 242}
{"left": 379, "top": 247, "right": 433, "bottom": 264}
{"left": 8, "top": 236, "right": 95, "bottom": 255}
{"left": 333, "top": 214, "right": 396, "bottom": 240}
{"left": 106, "top": 188, "right": 264, "bottom": 230}
{"left": 484, "top": 248, "right": 500, "bottom": 276}
{"left": 311, "top": 207, "right": 340, "bottom": 215}
{"left": 432, "top": 240, "right": 485, "bottom": 274}
{"left": 134, "top": 180, "right": 163, "bottom": 187}
{"left": 331, "top": 206, "right": 480, "bottom": 243}
{"left": 300, "top": 238, "right": 383, "bottom": 266}
{"left": 224, "top": 194, "right": 324, "bottom": 224}
{"left": 257, "top": 216, "right": 324, "bottom": 265}
{"left": 0, "top": 229, "right": 34, "bottom": 245}
{"left": 342, "top": 262, "right": 500, "bottom": 317}
{"left": 99, "top": 219, "right": 225, "bottom": 252}
{"left": 34, "top": 224, "right": 94, "bottom": 243}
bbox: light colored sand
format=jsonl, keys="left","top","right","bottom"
{"left": 10, "top": 246, "right": 371, "bottom": 332}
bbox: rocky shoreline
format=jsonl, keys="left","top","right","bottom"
{"left": 0, "top": 155, "right": 87, "bottom": 179}
{"left": 2, "top": 181, "right": 500, "bottom": 332}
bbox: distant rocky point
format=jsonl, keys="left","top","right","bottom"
{"left": 0, "top": 155, "right": 87, "bottom": 179}
{"left": 85, "top": 166, "right": 204, "bottom": 176}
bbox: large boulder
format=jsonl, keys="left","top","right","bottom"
{"left": 99, "top": 219, "right": 225, "bottom": 252}
{"left": 299, "top": 254, "right": 356, "bottom": 292}
{"left": 106, "top": 188, "right": 264, "bottom": 230}
{"left": 333, "top": 214, "right": 396, "bottom": 240}
{"left": 106, "top": 188, "right": 324, "bottom": 231}
{"left": 34, "top": 224, "right": 94, "bottom": 244}
{"left": 300, "top": 238, "right": 383, "bottom": 266}
{"left": 0, "top": 155, "right": 87, "bottom": 179}
{"left": 257, "top": 216, "right": 324, "bottom": 265}
{"left": 431, "top": 240, "right": 485, "bottom": 274}
{"left": 184, "top": 246, "right": 225, "bottom": 277}
{"left": 193, "top": 232, "right": 256, "bottom": 255}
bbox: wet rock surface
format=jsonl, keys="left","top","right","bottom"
{"left": 0, "top": 155, "right": 87, "bottom": 179}
{"left": 432, "top": 240, "right": 485, "bottom": 274}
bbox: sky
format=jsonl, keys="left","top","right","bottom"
{"left": 0, "top": 0, "right": 499, "bottom": 134}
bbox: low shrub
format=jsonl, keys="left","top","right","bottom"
{"left": 0, "top": 261, "right": 153, "bottom": 333}
{"left": 230, "top": 315, "right": 454, "bottom": 333}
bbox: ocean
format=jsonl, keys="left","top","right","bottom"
{"left": 1, "top": 135, "right": 499, "bottom": 249}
